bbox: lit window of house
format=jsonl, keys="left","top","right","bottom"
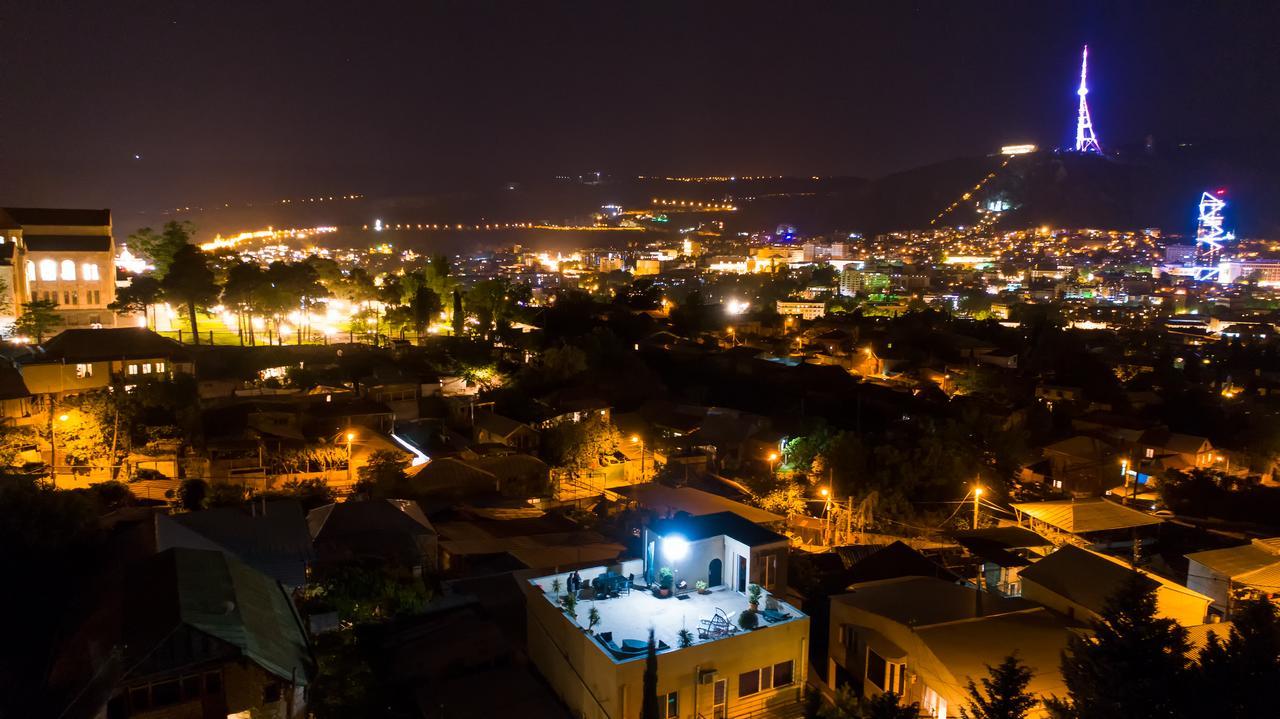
{"left": 142, "top": 363, "right": 153, "bottom": 374}
{"left": 75, "top": 364, "right": 93, "bottom": 378}
{"left": 39, "top": 259, "right": 57, "bottom": 281}
{"left": 81, "top": 263, "right": 100, "bottom": 281}
{"left": 127, "top": 364, "right": 139, "bottom": 375}
{"left": 156, "top": 362, "right": 166, "bottom": 373}
{"left": 61, "top": 259, "right": 76, "bottom": 280}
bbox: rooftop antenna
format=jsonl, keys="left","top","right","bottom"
{"left": 1075, "top": 45, "right": 1102, "bottom": 154}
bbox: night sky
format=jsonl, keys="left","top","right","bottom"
{"left": 1, "top": 1, "right": 1277, "bottom": 220}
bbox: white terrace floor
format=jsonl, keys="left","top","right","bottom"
{"left": 534, "top": 580, "right": 801, "bottom": 657}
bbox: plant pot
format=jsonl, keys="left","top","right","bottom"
{"left": 748, "top": 602, "right": 759, "bottom": 612}
{"left": 659, "top": 588, "right": 671, "bottom": 598}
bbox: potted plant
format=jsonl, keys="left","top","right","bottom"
{"left": 678, "top": 628, "right": 694, "bottom": 648}
{"left": 587, "top": 606, "right": 601, "bottom": 634}
{"left": 738, "top": 609, "right": 759, "bottom": 631}
{"left": 747, "top": 583, "right": 762, "bottom": 612}
{"left": 657, "top": 567, "right": 675, "bottom": 598}
{"left": 550, "top": 577, "right": 562, "bottom": 595}
{"left": 695, "top": 580, "right": 709, "bottom": 595}
{"left": 562, "top": 593, "right": 578, "bottom": 619}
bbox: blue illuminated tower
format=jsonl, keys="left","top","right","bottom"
{"left": 1074, "top": 46, "right": 1102, "bottom": 154}
{"left": 1195, "top": 190, "right": 1233, "bottom": 263}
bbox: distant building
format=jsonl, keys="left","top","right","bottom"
{"left": 18, "top": 327, "right": 193, "bottom": 398}
{"left": 776, "top": 301, "right": 826, "bottom": 320}
{"left": 0, "top": 207, "right": 118, "bottom": 330}
{"left": 839, "top": 268, "right": 890, "bottom": 296}
{"left": 598, "top": 255, "right": 623, "bottom": 273}
{"left": 1163, "top": 244, "right": 1197, "bottom": 264}
{"left": 634, "top": 258, "right": 661, "bottom": 276}
{"left": 1185, "top": 537, "right": 1280, "bottom": 614}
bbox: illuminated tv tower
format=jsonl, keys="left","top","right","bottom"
{"left": 1074, "top": 45, "right": 1102, "bottom": 154}
{"left": 1195, "top": 190, "right": 1233, "bottom": 260}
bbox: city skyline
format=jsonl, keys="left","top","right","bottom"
{"left": 1, "top": 2, "right": 1277, "bottom": 221}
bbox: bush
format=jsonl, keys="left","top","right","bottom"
{"left": 176, "top": 478, "right": 208, "bottom": 510}
{"left": 738, "top": 610, "right": 759, "bottom": 630}
{"left": 658, "top": 567, "right": 675, "bottom": 589}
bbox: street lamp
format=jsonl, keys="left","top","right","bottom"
{"left": 973, "top": 486, "right": 983, "bottom": 530}
{"left": 346, "top": 431, "right": 356, "bottom": 483}
{"left": 768, "top": 451, "right": 779, "bottom": 474}
{"left": 631, "top": 434, "right": 645, "bottom": 482}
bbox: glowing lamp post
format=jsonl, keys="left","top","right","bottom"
{"left": 631, "top": 434, "right": 645, "bottom": 482}
{"left": 50, "top": 412, "right": 69, "bottom": 486}
{"left": 346, "top": 431, "right": 356, "bottom": 483}
{"left": 768, "top": 452, "right": 779, "bottom": 475}
{"left": 973, "top": 486, "right": 983, "bottom": 530}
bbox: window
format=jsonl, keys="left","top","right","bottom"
{"left": 25, "top": 261, "right": 34, "bottom": 282}
{"left": 71, "top": 291, "right": 78, "bottom": 305}
{"left": 156, "top": 362, "right": 166, "bottom": 373}
{"left": 1144, "top": 448, "right": 1155, "bottom": 459}
{"left": 181, "top": 675, "right": 201, "bottom": 700}
{"left": 738, "top": 669, "right": 760, "bottom": 698}
{"left": 204, "top": 671, "right": 222, "bottom": 694}
{"left": 839, "top": 625, "right": 856, "bottom": 647}
{"left": 39, "top": 259, "right": 56, "bottom": 281}
{"left": 75, "top": 363, "right": 93, "bottom": 379}
{"left": 738, "top": 660, "right": 793, "bottom": 698}
{"left": 92, "top": 289, "right": 101, "bottom": 304}
{"left": 763, "top": 554, "right": 778, "bottom": 588}
{"left": 82, "top": 263, "right": 100, "bottom": 281}
{"left": 866, "top": 649, "right": 887, "bottom": 690}
{"left": 263, "top": 682, "right": 281, "bottom": 703}
{"left": 127, "top": 364, "right": 139, "bottom": 375}
{"left": 151, "top": 680, "right": 180, "bottom": 707}
{"left": 61, "top": 259, "right": 76, "bottom": 280}
{"left": 664, "top": 691, "right": 678, "bottom": 718}
{"left": 142, "top": 363, "right": 153, "bottom": 374}
{"left": 63, "top": 291, "right": 70, "bottom": 305}
{"left": 773, "top": 660, "right": 794, "bottom": 688}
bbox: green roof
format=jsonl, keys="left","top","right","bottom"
{"left": 139, "top": 547, "right": 313, "bottom": 685}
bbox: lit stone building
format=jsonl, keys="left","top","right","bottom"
{"left": 0, "top": 207, "right": 118, "bottom": 330}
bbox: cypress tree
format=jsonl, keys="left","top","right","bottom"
{"left": 960, "top": 654, "right": 1038, "bottom": 719}
{"left": 641, "top": 628, "right": 659, "bottom": 719}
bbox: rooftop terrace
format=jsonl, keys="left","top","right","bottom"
{"left": 530, "top": 562, "right": 804, "bottom": 663}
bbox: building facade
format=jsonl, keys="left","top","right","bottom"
{"left": 0, "top": 207, "right": 118, "bottom": 330}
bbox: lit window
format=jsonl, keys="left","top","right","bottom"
{"left": 156, "top": 362, "right": 166, "bottom": 373}
{"left": 25, "top": 261, "right": 34, "bottom": 282}
{"left": 1145, "top": 448, "right": 1155, "bottom": 459}
{"left": 81, "top": 263, "right": 100, "bottom": 281}
{"left": 142, "top": 363, "right": 153, "bottom": 374}
{"left": 75, "top": 363, "right": 93, "bottom": 378}
{"left": 60, "top": 259, "right": 75, "bottom": 280}
{"left": 39, "top": 259, "right": 56, "bottom": 281}
{"left": 127, "top": 364, "right": 139, "bottom": 375}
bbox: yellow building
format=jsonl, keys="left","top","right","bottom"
{"left": 0, "top": 207, "right": 118, "bottom": 329}
{"left": 18, "top": 327, "right": 193, "bottom": 398}
{"left": 525, "top": 514, "right": 808, "bottom": 719}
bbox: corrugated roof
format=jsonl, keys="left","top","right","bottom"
{"left": 130, "top": 547, "right": 312, "bottom": 685}
{"left": 1020, "top": 546, "right": 1158, "bottom": 615}
{"left": 1186, "top": 542, "right": 1280, "bottom": 580}
{"left": 167, "top": 501, "right": 315, "bottom": 587}
{"left": 615, "top": 483, "right": 785, "bottom": 525}
{"left": 1011, "top": 498, "right": 1163, "bottom": 533}
{"left": 915, "top": 608, "right": 1073, "bottom": 700}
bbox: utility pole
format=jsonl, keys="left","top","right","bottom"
{"left": 973, "top": 485, "right": 983, "bottom": 530}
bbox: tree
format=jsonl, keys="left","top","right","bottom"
{"left": 221, "top": 262, "right": 266, "bottom": 345}
{"left": 354, "top": 450, "right": 411, "bottom": 497}
{"left": 14, "top": 299, "right": 63, "bottom": 343}
{"left": 130, "top": 221, "right": 195, "bottom": 278}
{"left": 161, "top": 245, "right": 220, "bottom": 344}
{"left": 862, "top": 693, "right": 919, "bottom": 719}
{"left": 451, "top": 289, "right": 465, "bottom": 335}
{"left": 641, "top": 628, "right": 659, "bottom": 719}
{"left": 961, "top": 654, "right": 1038, "bottom": 719}
{"left": 1192, "top": 597, "right": 1280, "bottom": 718}
{"left": 109, "top": 275, "right": 163, "bottom": 329}
{"left": 1049, "top": 572, "right": 1192, "bottom": 719}
{"left": 408, "top": 285, "right": 441, "bottom": 339}
{"left": 176, "top": 478, "right": 208, "bottom": 510}
{"left": 543, "top": 415, "right": 621, "bottom": 474}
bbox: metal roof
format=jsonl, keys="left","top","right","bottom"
{"left": 1010, "top": 498, "right": 1163, "bottom": 534}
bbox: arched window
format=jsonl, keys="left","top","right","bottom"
{"left": 39, "top": 259, "right": 57, "bottom": 281}
{"left": 81, "top": 263, "right": 100, "bottom": 281}
{"left": 25, "top": 261, "right": 35, "bottom": 282}
{"left": 60, "top": 260, "right": 76, "bottom": 281}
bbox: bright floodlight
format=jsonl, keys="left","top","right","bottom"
{"left": 662, "top": 535, "right": 689, "bottom": 561}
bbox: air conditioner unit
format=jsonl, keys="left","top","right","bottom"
{"left": 698, "top": 669, "right": 717, "bottom": 685}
